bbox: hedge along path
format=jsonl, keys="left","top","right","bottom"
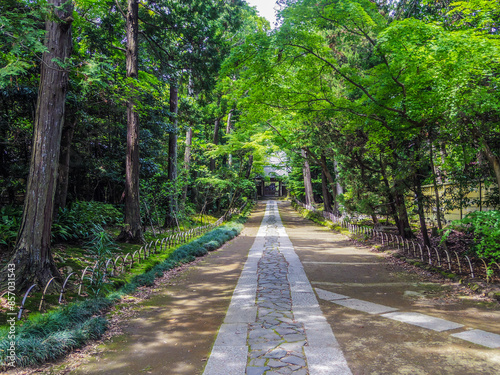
{"left": 68, "top": 203, "right": 266, "bottom": 375}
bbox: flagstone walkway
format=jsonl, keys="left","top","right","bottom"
{"left": 203, "top": 201, "right": 352, "bottom": 375}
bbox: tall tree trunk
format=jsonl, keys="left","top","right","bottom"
{"left": 118, "top": 0, "right": 143, "bottom": 243}
{"left": 302, "top": 149, "right": 314, "bottom": 206}
{"left": 414, "top": 175, "right": 431, "bottom": 247}
{"left": 321, "top": 169, "right": 333, "bottom": 213}
{"left": 164, "top": 82, "right": 179, "bottom": 228}
{"left": 245, "top": 154, "right": 254, "bottom": 179}
{"left": 429, "top": 143, "right": 443, "bottom": 231}
{"left": 379, "top": 164, "right": 401, "bottom": 232}
{"left": 320, "top": 155, "right": 333, "bottom": 212}
{"left": 226, "top": 110, "right": 233, "bottom": 166}
{"left": 479, "top": 137, "right": 500, "bottom": 196}
{"left": 394, "top": 184, "right": 414, "bottom": 239}
{"left": 1, "top": 0, "right": 73, "bottom": 291}
{"left": 54, "top": 117, "right": 77, "bottom": 215}
{"left": 333, "top": 159, "right": 343, "bottom": 214}
{"left": 181, "top": 127, "right": 193, "bottom": 203}
{"left": 209, "top": 118, "right": 220, "bottom": 171}
{"left": 317, "top": 153, "right": 337, "bottom": 212}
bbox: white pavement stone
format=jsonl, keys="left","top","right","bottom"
{"left": 291, "top": 291, "right": 320, "bottom": 307}
{"left": 203, "top": 346, "right": 248, "bottom": 375}
{"left": 382, "top": 312, "right": 464, "bottom": 332}
{"left": 315, "top": 288, "right": 350, "bottom": 301}
{"left": 213, "top": 323, "right": 249, "bottom": 346}
{"left": 451, "top": 329, "right": 500, "bottom": 348}
{"left": 304, "top": 347, "right": 353, "bottom": 375}
{"left": 294, "top": 306, "right": 327, "bottom": 324}
{"left": 305, "top": 321, "right": 340, "bottom": 348}
{"left": 332, "top": 298, "right": 399, "bottom": 315}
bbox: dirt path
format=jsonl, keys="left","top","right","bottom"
{"left": 279, "top": 200, "right": 500, "bottom": 374}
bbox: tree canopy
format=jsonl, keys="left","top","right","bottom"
{"left": 1, "top": 0, "right": 499, "bottom": 288}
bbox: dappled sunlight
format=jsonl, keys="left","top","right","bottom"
{"left": 70, "top": 207, "right": 263, "bottom": 375}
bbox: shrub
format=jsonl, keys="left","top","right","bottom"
{"left": 52, "top": 201, "right": 123, "bottom": 242}
{"left": 0, "top": 205, "right": 21, "bottom": 250}
{"left": 443, "top": 210, "right": 500, "bottom": 262}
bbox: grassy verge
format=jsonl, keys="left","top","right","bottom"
{"left": 0, "top": 204, "right": 253, "bottom": 370}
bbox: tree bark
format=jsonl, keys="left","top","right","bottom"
{"left": 164, "top": 82, "right": 179, "bottom": 228}
{"left": 302, "top": 149, "right": 315, "bottom": 206}
{"left": 118, "top": 0, "right": 143, "bottom": 243}
{"left": 181, "top": 127, "right": 193, "bottom": 203}
{"left": 321, "top": 169, "right": 333, "bottom": 213}
{"left": 333, "top": 159, "right": 343, "bottom": 214}
{"left": 209, "top": 118, "right": 220, "bottom": 171}
{"left": 479, "top": 137, "right": 500, "bottom": 196}
{"left": 1, "top": 0, "right": 73, "bottom": 291}
{"left": 226, "top": 110, "right": 233, "bottom": 166}
{"left": 394, "top": 186, "right": 414, "bottom": 239}
{"left": 429, "top": 144, "right": 443, "bottom": 231}
{"left": 414, "top": 175, "right": 431, "bottom": 247}
{"left": 54, "top": 117, "right": 77, "bottom": 215}
{"left": 320, "top": 155, "right": 333, "bottom": 212}
{"left": 245, "top": 154, "right": 254, "bottom": 179}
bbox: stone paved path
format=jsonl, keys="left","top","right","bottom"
{"left": 204, "top": 201, "right": 351, "bottom": 375}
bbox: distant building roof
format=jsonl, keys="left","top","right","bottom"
{"left": 260, "top": 152, "right": 289, "bottom": 178}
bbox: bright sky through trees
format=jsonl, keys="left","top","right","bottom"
{"left": 245, "top": 0, "right": 278, "bottom": 25}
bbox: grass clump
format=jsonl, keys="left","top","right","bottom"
{"left": 0, "top": 297, "right": 117, "bottom": 368}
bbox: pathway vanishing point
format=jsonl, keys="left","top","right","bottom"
{"left": 203, "top": 200, "right": 352, "bottom": 375}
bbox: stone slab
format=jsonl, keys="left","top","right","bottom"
{"left": 451, "top": 329, "right": 500, "bottom": 348}
{"left": 203, "top": 346, "right": 248, "bottom": 375}
{"left": 304, "top": 321, "right": 340, "bottom": 348}
{"left": 224, "top": 306, "right": 257, "bottom": 323}
{"left": 315, "top": 288, "right": 350, "bottom": 301}
{"left": 303, "top": 261, "right": 383, "bottom": 265}
{"left": 381, "top": 312, "right": 464, "bottom": 332}
{"left": 213, "top": 323, "right": 249, "bottom": 346}
{"left": 291, "top": 291, "right": 320, "bottom": 307}
{"left": 304, "top": 347, "right": 353, "bottom": 375}
{"left": 293, "top": 306, "right": 327, "bottom": 324}
{"left": 332, "top": 298, "right": 399, "bottom": 315}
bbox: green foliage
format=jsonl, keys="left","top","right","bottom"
{"left": 52, "top": 201, "right": 122, "bottom": 242}
{"left": 0, "top": 297, "right": 114, "bottom": 368}
{"left": 0, "top": 205, "right": 21, "bottom": 249}
{"left": 443, "top": 211, "right": 500, "bottom": 262}
{"left": 84, "top": 224, "right": 119, "bottom": 297}
{"left": 0, "top": 0, "right": 48, "bottom": 87}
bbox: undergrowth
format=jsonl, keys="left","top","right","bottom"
{"left": 0, "top": 204, "right": 252, "bottom": 369}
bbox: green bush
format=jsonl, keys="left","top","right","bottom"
{"left": 0, "top": 205, "right": 21, "bottom": 250}
{"left": 443, "top": 210, "right": 500, "bottom": 262}
{"left": 52, "top": 201, "right": 122, "bottom": 241}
